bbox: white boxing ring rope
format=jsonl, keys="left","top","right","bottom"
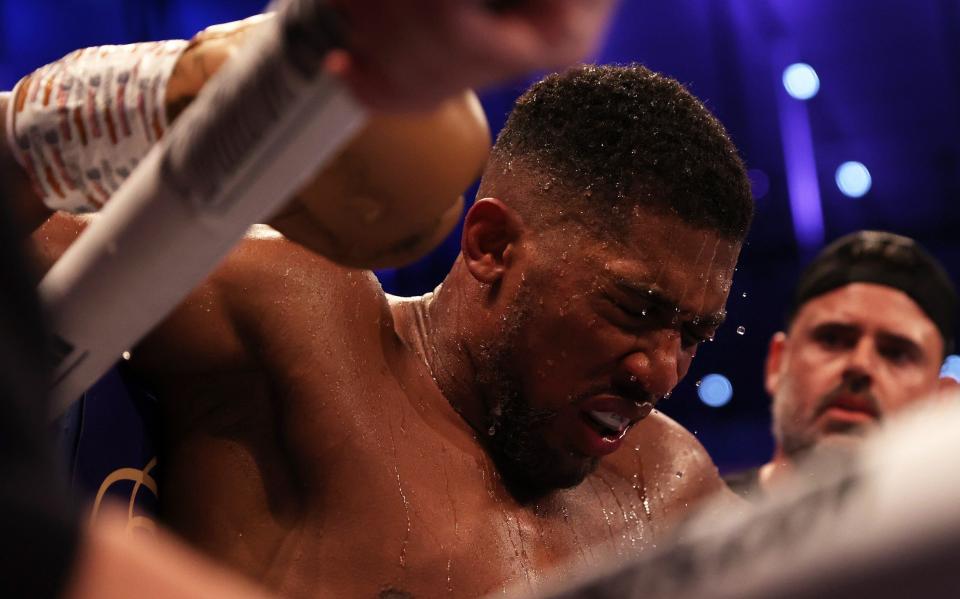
{"left": 517, "top": 394, "right": 960, "bottom": 599}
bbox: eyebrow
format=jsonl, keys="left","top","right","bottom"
{"left": 611, "top": 278, "right": 727, "bottom": 328}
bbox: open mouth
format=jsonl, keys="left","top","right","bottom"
{"left": 583, "top": 410, "right": 631, "bottom": 439}
{"left": 569, "top": 397, "right": 657, "bottom": 457}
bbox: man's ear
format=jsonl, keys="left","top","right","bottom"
{"left": 461, "top": 197, "right": 523, "bottom": 284}
{"left": 765, "top": 331, "right": 788, "bottom": 396}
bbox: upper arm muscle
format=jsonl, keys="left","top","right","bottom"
{"left": 31, "top": 213, "right": 250, "bottom": 378}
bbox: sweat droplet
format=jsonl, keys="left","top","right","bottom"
{"left": 736, "top": 326, "right": 746, "bottom": 335}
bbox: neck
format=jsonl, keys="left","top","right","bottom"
{"left": 396, "top": 259, "right": 491, "bottom": 436}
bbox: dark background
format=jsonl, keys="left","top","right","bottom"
{"left": 5, "top": 0, "right": 957, "bottom": 473}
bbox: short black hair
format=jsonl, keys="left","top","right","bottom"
{"left": 481, "top": 64, "right": 753, "bottom": 240}
{"left": 789, "top": 230, "right": 957, "bottom": 356}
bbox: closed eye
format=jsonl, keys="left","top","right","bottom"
{"left": 614, "top": 301, "right": 714, "bottom": 348}
{"left": 617, "top": 302, "right": 650, "bottom": 320}
{"left": 681, "top": 324, "right": 715, "bottom": 348}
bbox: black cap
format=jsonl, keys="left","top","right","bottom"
{"left": 789, "top": 231, "right": 957, "bottom": 356}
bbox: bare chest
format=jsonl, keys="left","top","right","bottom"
{"left": 162, "top": 363, "right": 686, "bottom": 598}
{"left": 258, "top": 376, "right": 679, "bottom": 598}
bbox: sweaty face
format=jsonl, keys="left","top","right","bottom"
{"left": 769, "top": 283, "right": 944, "bottom": 456}
{"left": 477, "top": 210, "right": 740, "bottom": 498}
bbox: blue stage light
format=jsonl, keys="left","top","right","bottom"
{"left": 942, "top": 355, "right": 960, "bottom": 382}
{"left": 783, "top": 63, "right": 820, "bottom": 100}
{"left": 698, "top": 374, "right": 733, "bottom": 408}
{"left": 835, "top": 161, "right": 872, "bottom": 198}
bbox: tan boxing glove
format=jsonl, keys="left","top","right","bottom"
{"left": 171, "top": 15, "right": 491, "bottom": 269}
{"left": 270, "top": 91, "right": 489, "bottom": 268}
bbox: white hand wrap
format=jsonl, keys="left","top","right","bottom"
{"left": 6, "top": 40, "right": 187, "bottom": 212}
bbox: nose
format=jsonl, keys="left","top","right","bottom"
{"left": 843, "top": 337, "right": 876, "bottom": 392}
{"left": 619, "top": 330, "right": 682, "bottom": 400}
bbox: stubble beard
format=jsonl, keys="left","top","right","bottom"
{"left": 772, "top": 387, "right": 822, "bottom": 459}
{"left": 474, "top": 288, "right": 597, "bottom": 502}
{"left": 773, "top": 397, "right": 816, "bottom": 458}
{"left": 773, "top": 384, "right": 876, "bottom": 459}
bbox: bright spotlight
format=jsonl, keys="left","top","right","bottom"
{"left": 698, "top": 374, "right": 733, "bottom": 408}
{"left": 835, "top": 161, "right": 872, "bottom": 198}
{"left": 783, "top": 63, "right": 820, "bottom": 100}
{"left": 942, "top": 355, "right": 960, "bottom": 382}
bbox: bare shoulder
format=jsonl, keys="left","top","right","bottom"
{"left": 136, "top": 225, "right": 397, "bottom": 377}
{"left": 609, "top": 410, "right": 725, "bottom": 505}
{"left": 212, "top": 226, "right": 395, "bottom": 343}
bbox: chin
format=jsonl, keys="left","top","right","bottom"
{"left": 495, "top": 450, "right": 599, "bottom": 502}
{"left": 813, "top": 419, "right": 879, "bottom": 447}
{"left": 815, "top": 431, "right": 870, "bottom": 451}
{"left": 788, "top": 433, "right": 865, "bottom": 467}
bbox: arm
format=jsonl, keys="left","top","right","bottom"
{"left": 28, "top": 16, "right": 487, "bottom": 381}
{"left": 0, "top": 205, "right": 274, "bottom": 599}
{"left": 329, "top": 0, "right": 619, "bottom": 111}
{"left": 11, "top": 13, "right": 490, "bottom": 267}
{"left": 165, "top": 1, "right": 619, "bottom": 113}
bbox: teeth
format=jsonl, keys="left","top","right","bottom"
{"left": 589, "top": 410, "right": 629, "bottom": 432}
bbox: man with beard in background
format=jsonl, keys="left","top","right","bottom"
{"left": 727, "top": 231, "right": 958, "bottom": 499}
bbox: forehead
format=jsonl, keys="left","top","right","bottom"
{"left": 577, "top": 210, "right": 741, "bottom": 312}
{"left": 791, "top": 283, "right": 941, "bottom": 344}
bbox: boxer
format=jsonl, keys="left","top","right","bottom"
{"left": 21, "top": 30, "right": 753, "bottom": 599}
{"left": 1, "top": 2, "right": 619, "bottom": 598}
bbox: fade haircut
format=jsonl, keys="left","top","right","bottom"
{"left": 479, "top": 64, "right": 753, "bottom": 241}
